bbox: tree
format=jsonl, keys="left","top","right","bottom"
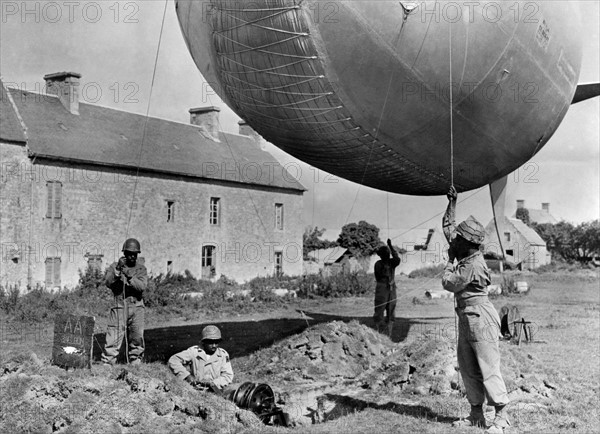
{"left": 515, "top": 207, "right": 530, "bottom": 226}
{"left": 303, "top": 226, "right": 338, "bottom": 260}
{"left": 572, "top": 220, "right": 600, "bottom": 261}
{"left": 531, "top": 219, "right": 600, "bottom": 263}
{"left": 531, "top": 221, "right": 575, "bottom": 261}
{"left": 337, "top": 221, "right": 382, "bottom": 258}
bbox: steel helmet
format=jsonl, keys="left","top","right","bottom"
{"left": 456, "top": 216, "right": 485, "bottom": 245}
{"left": 122, "top": 238, "right": 141, "bottom": 253}
{"left": 201, "top": 325, "right": 222, "bottom": 341}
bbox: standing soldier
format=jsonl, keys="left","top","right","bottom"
{"left": 168, "top": 325, "right": 234, "bottom": 393}
{"left": 102, "top": 238, "right": 148, "bottom": 366}
{"left": 373, "top": 238, "right": 401, "bottom": 336}
{"left": 442, "top": 186, "right": 510, "bottom": 433}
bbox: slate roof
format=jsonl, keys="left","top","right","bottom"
{"left": 307, "top": 246, "right": 348, "bottom": 265}
{"left": 0, "top": 84, "right": 26, "bottom": 143}
{"left": 508, "top": 218, "right": 547, "bottom": 246}
{"left": 2, "top": 86, "right": 305, "bottom": 192}
{"left": 511, "top": 209, "right": 558, "bottom": 224}
{"left": 484, "top": 216, "right": 547, "bottom": 247}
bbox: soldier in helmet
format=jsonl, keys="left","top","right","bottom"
{"left": 442, "top": 186, "right": 510, "bottom": 434}
{"left": 373, "top": 238, "right": 401, "bottom": 336}
{"left": 101, "top": 238, "right": 148, "bottom": 365}
{"left": 168, "top": 325, "right": 234, "bottom": 393}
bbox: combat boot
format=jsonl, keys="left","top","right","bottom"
{"left": 452, "top": 405, "right": 487, "bottom": 429}
{"left": 486, "top": 405, "right": 510, "bottom": 433}
{"left": 387, "top": 322, "right": 394, "bottom": 338}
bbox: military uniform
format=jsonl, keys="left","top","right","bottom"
{"left": 373, "top": 251, "right": 401, "bottom": 328}
{"left": 442, "top": 192, "right": 510, "bottom": 433}
{"left": 168, "top": 346, "right": 234, "bottom": 390}
{"left": 101, "top": 260, "right": 148, "bottom": 364}
{"left": 442, "top": 251, "right": 510, "bottom": 409}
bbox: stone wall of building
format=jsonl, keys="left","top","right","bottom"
{"left": 484, "top": 219, "right": 551, "bottom": 270}
{"left": 0, "top": 141, "right": 33, "bottom": 289}
{"left": 0, "top": 143, "right": 304, "bottom": 290}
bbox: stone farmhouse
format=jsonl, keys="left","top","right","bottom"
{"left": 0, "top": 72, "right": 305, "bottom": 290}
{"left": 484, "top": 216, "right": 550, "bottom": 270}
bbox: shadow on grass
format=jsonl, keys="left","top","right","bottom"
{"left": 92, "top": 311, "right": 453, "bottom": 363}
{"left": 322, "top": 393, "right": 457, "bottom": 424}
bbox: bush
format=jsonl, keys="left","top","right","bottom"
{"left": 534, "top": 259, "right": 586, "bottom": 274}
{"left": 0, "top": 284, "right": 20, "bottom": 312}
{"left": 296, "top": 271, "right": 374, "bottom": 298}
{"left": 408, "top": 264, "right": 446, "bottom": 279}
{"left": 144, "top": 270, "right": 199, "bottom": 309}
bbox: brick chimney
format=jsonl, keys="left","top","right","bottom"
{"left": 238, "top": 120, "right": 262, "bottom": 147}
{"left": 44, "top": 72, "right": 81, "bottom": 115}
{"left": 189, "top": 106, "right": 220, "bottom": 141}
{"left": 542, "top": 203, "right": 550, "bottom": 213}
{"left": 516, "top": 200, "right": 525, "bottom": 209}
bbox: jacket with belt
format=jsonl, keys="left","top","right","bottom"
{"left": 442, "top": 251, "right": 491, "bottom": 304}
{"left": 168, "top": 346, "right": 234, "bottom": 389}
{"left": 105, "top": 261, "right": 148, "bottom": 306}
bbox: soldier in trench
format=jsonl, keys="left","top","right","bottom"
{"left": 168, "top": 325, "right": 234, "bottom": 393}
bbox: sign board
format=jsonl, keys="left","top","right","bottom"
{"left": 51, "top": 314, "right": 95, "bottom": 369}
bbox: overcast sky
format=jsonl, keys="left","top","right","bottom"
{"left": 1, "top": 0, "right": 598, "bottom": 237}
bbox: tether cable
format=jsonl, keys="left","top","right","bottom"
{"left": 345, "top": 5, "right": 412, "bottom": 224}
{"left": 117, "top": 0, "right": 169, "bottom": 365}
{"left": 125, "top": 0, "right": 169, "bottom": 238}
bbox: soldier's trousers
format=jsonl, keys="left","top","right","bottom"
{"left": 456, "top": 302, "right": 509, "bottom": 407}
{"left": 102, "top": 299, "right": 145, "bottom": 363}
{"left": 373, "top": 283, "right": 397, "bottom": 325}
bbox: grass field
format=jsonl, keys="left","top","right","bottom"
{"left": 1, "top": 270, "right": 598, "bottom": 433}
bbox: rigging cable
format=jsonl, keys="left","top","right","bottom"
{"left": 345, "top": 4, "right": 413, "bottom": 225}
{"left": 125, "top": 0, "right": 169, "bottom": 238}
{"left": 119, "top": 0, "right": 169, "bottom": 364}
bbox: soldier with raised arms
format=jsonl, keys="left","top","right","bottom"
{"left": 442, "top": 186, "right": 510, "bottom": 434}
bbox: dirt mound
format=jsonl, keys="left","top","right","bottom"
{"left": 238, "top": 320, "right": 461, "bottom": 395}
{"left": 362, "top": 338, "right": 459, "bottom": 395}
{"left": 0, "top": 353, "right": 261, "bottom": 433}
{"left": 238, "top": 321, "right": 392, "bottom": 383}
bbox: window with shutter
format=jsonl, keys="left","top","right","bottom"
{"left": 45, "top": 259, "right": 53, "bottom": 287}
{"left": 54, "top": 182, "right": 62, "bottom": 218}
{"left": 275, "top": 203, "right": 284, "bottom": 230}
{"left": 45, "top": 257, "right": 61, "bottom": 287}
{"left": 167, "top": 201, "right": 175, "bottom": 222}
{"left": 53, "top": 258, "right": 61, "bottom": 286}
{"left": 274, "top": 251, "right": 283, "bottom": 276}
{"left": 210, "top": 198, "right": 220, "bottom": 225}
{"left": 46, "top": 181, "right": 63, "bottom": 218}
{"left": 86, "top": 254, "right": 103, "bottom": 273}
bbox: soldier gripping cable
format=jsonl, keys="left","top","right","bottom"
{"left": 442, "top": 186, "right": 510, "bottom": 434}
{"left": 168, "top": 325, "right": 234, "bottom": 393}
{"left": 101, "top": 238, "right": 148, "bottom": 366}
